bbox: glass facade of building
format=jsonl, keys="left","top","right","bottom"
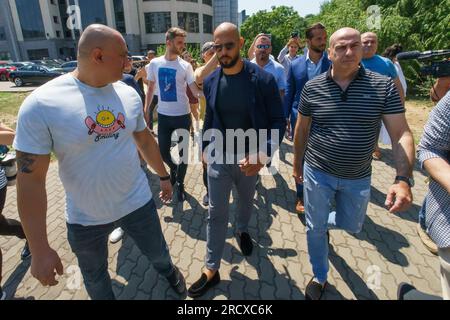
{"left": 16, "top": 0, "right": 46, "bottom": 39}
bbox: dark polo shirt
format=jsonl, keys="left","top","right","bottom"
{"left": 298, "top": 66, "right": 404, "bottom": 179}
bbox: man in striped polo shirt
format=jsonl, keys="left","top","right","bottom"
{"left": 293, "top": 27, "right": 415, "bottom": 300}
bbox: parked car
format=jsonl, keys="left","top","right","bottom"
{"left": 8, "top": 65, "right": 64, "bottom": 87}
{"left": 30, "top": 59, "right": 62, "bottom": 69}
{"left": 0, "top": 64, "right": 17, "bottom": 81}
{"left": 9, "top": 62, "right": 34, "bottom": 69}
{"left": 54, "top": 61, "right": 77, "bottom": 73}
{"left": 131, "top": 55, "right": 146, "bottom": 62}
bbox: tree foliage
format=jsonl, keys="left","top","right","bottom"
{"left": 240, "top": 6, "right": 308, "bottom": 58}
{"left": 242, "top": 1, "right": 449, "bottom": 95}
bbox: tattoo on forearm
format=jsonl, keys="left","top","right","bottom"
{"left": 17, "top": 152, "right": 37, "bottom": 174}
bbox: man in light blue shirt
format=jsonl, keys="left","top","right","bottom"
{"left": 251, "top": 35, "right": 286, "bottom": 98}
{"left": 306, "top": 49, "right": 326, "bottom": 81}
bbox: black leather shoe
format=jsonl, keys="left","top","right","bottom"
{"left": 397, "top": 283, "right": 416, "bottom": 300}
{"left": 202, "top": 194, "right": 209, "bottom": 207}
{"left": 21, "top": 241, "right": 31, "bottom": 260}
{"left": 188, "top": 271, "right": 220, "bottom": 298}
{"left": 166, "top": 266, "right": 186, "bottom": 295}
{"left": 177, "top": 183, "right": 186, "bottom": 202}
{"left": 305, "top": 277, "right": 327, "bottom": 300}
{"left": 238, "top": 232, "right": 253, "bottom": 256}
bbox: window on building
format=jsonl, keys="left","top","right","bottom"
{"left": 0, "top": 27, "right": 6, "bottom": 41}
{"left": 202, "top": 0, "right": 212, "bottom": 6}
{"left": 177, "top": 0, "right": 198, "bottom": 3}
{"left": 203, "top": 14, "right": 212, "bottom": 34}
{"left": 0, "top": 52, "right": 11, "bottom": 60}
{"left": 27, "top": 49, "right": 50, "bottom": 60}
{"left": 53, "top": 16, "right": 59, "bottom": 24}
{"left": 144, "top": 12, "right": 171, "bottom": 34}
{"left": 75, "top": 0, "right": 107, "bottom": 26}
{"left": 178, "top": 12, "right": 199, "bottom": 33}
{"left": 56, "top": 30, "right": 61, "bottom": 38}
{"left": 113, "top": 0, "right": 126, "bottom": 33}
{"left": 16, "top": 0, "right": 46, "bottom": 39}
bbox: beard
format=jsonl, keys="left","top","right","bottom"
{"left": 219, "top": 54, "right": 240, "bottom": 69}
{"left": 310, "top": 44, "right": 326, "bottom": 53}
{"left": 170, "top": 46, "right": 184, "bottom": 56}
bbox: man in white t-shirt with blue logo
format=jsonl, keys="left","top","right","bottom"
{"left": 145, "top": 27, "right": 203, "bottom": 203}
{"left": 13, "top": 24, "right": 186, "bottom": 300}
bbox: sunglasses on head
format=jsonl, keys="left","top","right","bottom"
{"left": 213, "top": 42, "right": 237, "bottom": 52}
{"left": 256, "top": 44, "right": 271, "bottom": 49}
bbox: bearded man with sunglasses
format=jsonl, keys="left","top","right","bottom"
{"left": 187, "top": 23, "right": 286, "bottom": 298}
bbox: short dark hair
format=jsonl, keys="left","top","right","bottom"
{"left": 382, "top": 44, "right": 403, "bottom": 60}
{"left": 305, "top": 23, "right": 326, "bottom": 40}
{"left": 166, "top": 27, "right": 187, "bottom": 41}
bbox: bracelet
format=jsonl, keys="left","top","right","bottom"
{"left": 159, "top": 175, "right": 170, "bottom": 181}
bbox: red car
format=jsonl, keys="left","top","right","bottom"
{"left": 0, "top": 64, "right": 17, "bottom": 81}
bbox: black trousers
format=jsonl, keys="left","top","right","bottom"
{"left": 157, "top": 113, "right": 191, "bottom": 185}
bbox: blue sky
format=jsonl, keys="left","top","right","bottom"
{"left": 239, "top": 0, "right": 325, "bottom": 17}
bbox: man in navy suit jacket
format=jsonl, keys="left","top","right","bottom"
{"left": 188, "top": 22, "right": 285, "bottom": 299}
{"left": 284, "top": 23, "right": 331, "bottom": 214}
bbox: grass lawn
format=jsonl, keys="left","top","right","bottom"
{"left": 0, "top": 92, "right": 30, "bottom": 129}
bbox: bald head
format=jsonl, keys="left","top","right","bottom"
{"left": 214, "top": 22, "right": 240, "bottom": 41}
{"left": 361, "top": 31, "right": 378, "bottom": 58}
{"left": 78, "top": 24, "right": 125, "bottom": 59}
{"left": 329, "top": 28, "right": 361, "bottom": 48}
{"left": 361, "top": 32, "right": 378, "bottom": 41}
{"left": 76, "top": 24, "right": 130, "bottom": 85}
{"left": 328, "top": 27, "right": 363, "bottom": 74}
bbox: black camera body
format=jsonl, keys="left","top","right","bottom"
{"left": 397, "top": 50, "right": 450, "bottom": 78}
{"left": 421, "top": 60, "right": 450, "bottom": 78}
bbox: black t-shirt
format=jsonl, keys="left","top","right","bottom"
{"left": 216, "top": 69, "right": 254, "bottom": 157}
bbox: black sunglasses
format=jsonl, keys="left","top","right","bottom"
{"left": 213, "top": 42, "right": 237, "bottom": 52}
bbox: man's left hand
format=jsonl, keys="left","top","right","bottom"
{"left": 159, "top": 180, "right": 173, "bottom": 204}
{"left": 239, "top": 153, "right": 267, "bottom": 176}
{"left": 385, "top": 181, "right": 413, "bottom": 213}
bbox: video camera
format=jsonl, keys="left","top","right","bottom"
{"left": 132, "top": 60, "right": 148, "bottom": 69}
{"left": 397, "top": 50, "right": 450, "bottom": 78}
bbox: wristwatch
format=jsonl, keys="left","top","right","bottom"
{"left": 395, "top": 176, "right": 415, "bottom": 188}
{"left": 160, "top": 175, "right": 171, "bottom": 182}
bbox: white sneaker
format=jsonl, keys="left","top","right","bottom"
{"left": 109, "top": 227, "right": 124, "bottom": 244}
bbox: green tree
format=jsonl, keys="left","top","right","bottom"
{"left": 308, "top": 0, "right": 450, "bottom": 96}
{"left": 240, "top": 6, "right": 308, "bottom": 58}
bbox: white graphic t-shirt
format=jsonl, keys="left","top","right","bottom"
{"left": 13, "top": 74, "right": 152, "bottom": 226}
{"left": 147, "top": 56, "right": 195, "bottom": 116}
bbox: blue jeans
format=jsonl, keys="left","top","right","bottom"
{"left": 303, "top": 162, "right": 371, "bottom": 283}
{"left": 67, "top": 199, "right": 174, "bottom": 300}
{"left": 290, "top": 107, "right": 303, "bottom": 199}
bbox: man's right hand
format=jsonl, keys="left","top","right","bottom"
{"left": 31, "top": 247, "right": 64, "bottom": 287}
{"left": 293, "top": 163, "right": 304, "bottom": 184}
{"left": 144, "top": 105, "right": 150, "bottom": 125}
